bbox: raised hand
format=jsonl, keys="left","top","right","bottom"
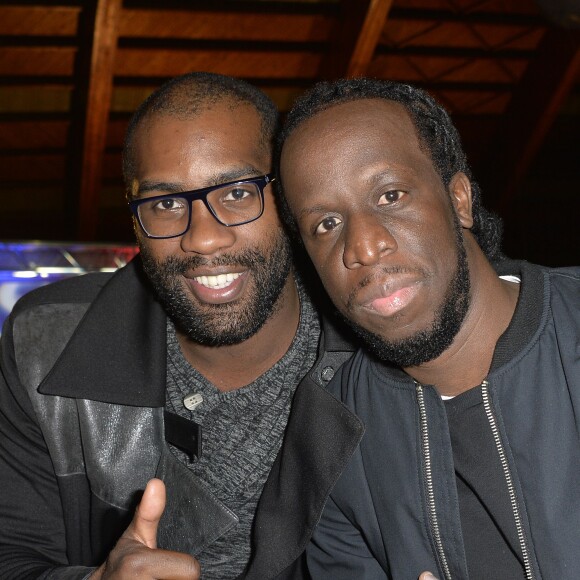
{"left": 90, "top": 479, "right": 200, "bottom": 579}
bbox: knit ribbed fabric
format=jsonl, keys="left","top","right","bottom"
{"left": 165, "top": 280, "right": 320, "bottom": 579}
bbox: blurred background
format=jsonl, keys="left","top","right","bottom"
{"left": 0, "top": 0, "right": 579, "bottom": 320}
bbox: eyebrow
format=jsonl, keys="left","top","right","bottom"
{"left": 295, "top": 204, "right": 331, "bottom": 219}
{"left": 369, "top": 169, "right": 395, "bottom": 184}
{"left": 135, "top": 165, "right": 264, "bottom": 197}
{"left": 293, "top": 167, "right": 407, "bottom": 218}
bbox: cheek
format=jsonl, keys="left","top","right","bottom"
{"left": 136, "top": 232, "right": 151, "bottom": 253}
{"left": 235, "top": 212, "right": 286, "bottom": 255}
{"left": 253, "top": 217, "right": 285, "bottom": 248}
{"left": 319, "top": 270, "right": 348, "bottom": 307}
{"left": 138, "top": 237, "right": 177, "bottom": 262}
{"left": 397, "top": 199, "right": 459, "bottom": 260}
{"left": 304, "top": 242, "right": 351, "bottom": 307}
{"left": 302, "top": 238, "right": 333, "bottom": 277}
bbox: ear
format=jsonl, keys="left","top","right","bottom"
{"left": 449, "top": 172, "right": 473, "bottom": 229}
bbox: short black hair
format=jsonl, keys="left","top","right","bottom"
{"left": 123, "top": 72, "right": 279, "bottom": 198}
{"left": 276, "top": 78, "right": 503, "bottom": 262}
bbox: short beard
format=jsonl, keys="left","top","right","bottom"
{"left": 139, "top": 231, "right": 293, "bottom": 346}
{"left": 342, "top": 220, "right": 471, "bottom": 368}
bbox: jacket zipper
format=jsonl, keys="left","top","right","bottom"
{"left": 416, "top": 383, "right": 452, "bottom": 580}
{"left": 481, "top": 380, "right": 534, "bottom": 580}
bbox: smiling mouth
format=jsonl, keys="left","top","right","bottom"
{"left": 193, "top": 272, "right": 242, "bottom": 289}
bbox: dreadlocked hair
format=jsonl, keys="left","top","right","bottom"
{"left": 275, "top": 78, "right": 503, "bottom": 262}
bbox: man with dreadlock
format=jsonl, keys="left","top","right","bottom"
{"left": 271, "top": 77, "right": 580, "bottom": 580}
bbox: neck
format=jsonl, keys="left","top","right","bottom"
{"left": 404, "top": 247, "right": 520, "bottom": 397}
{"left": 176, "top": 273, "right": 301, "bottom": 392}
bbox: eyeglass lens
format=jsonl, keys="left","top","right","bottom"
{"left": 137, "top": 181, "right": 264, "bottom": 237}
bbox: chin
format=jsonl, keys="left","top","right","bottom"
{"left": 358, "top": 309, "right": 434, "bottom": 343}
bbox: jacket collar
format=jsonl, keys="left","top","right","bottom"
{"left": 39, "top": 257, "right": 168, "bottom": 407}
{"left": 37, "top": 256, "right": 358, "bottom": 408}
{"left": 320, "top": 311, "right": 357, "bottom": 352}
{"left": 490, "top": 259, "right": 545, "bottom": 371}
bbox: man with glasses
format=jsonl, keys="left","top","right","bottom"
{"left": 0, "top": 73, "right": 362, "bottom": 579}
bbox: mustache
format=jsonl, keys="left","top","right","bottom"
{"left": 155, "top": 250, "right": 267, "bottom": 275}
{"left": 345, "top": 265, "right": 427, "bottom": 311}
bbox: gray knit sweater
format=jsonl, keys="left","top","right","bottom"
{"left": 165, "top": 281, "right": 320, "bottom": 579}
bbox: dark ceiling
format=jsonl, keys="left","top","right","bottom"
{"left": 1, "top": 0, "right": 579, "bottom": 266}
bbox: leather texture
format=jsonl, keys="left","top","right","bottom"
{"left": 157, "top": 445, "right": 239, "bottom": 555}
{"left": 13, "top": 301, "right": 240, "bottom": 554}
{"left": 3, "top": 259, "right": 363, "bottom": 579}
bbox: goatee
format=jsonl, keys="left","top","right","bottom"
{"left": 140, "top": 231, "right": 293, "bottom": 346}
{"left": 342, "top": 221, "right": 471, "bottom": 368}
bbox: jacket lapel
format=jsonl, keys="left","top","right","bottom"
{"left": 38, "top": 257, "right": 167, "bottom": 407}
{"left": 245, "top": 373, "right": 364, "bottom": 579}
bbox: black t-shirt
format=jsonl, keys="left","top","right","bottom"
{"left": 443, "top": 263, "right": 544, "bottom": 579}
{"left": 445, "top": 388, "right": 525, "bottom": 579}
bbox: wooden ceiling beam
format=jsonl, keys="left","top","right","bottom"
{"left": 67, "top": 0, "right": 121, "bottom": 241}
{"left": 388, "top": 8, "right": 543, "bottom": 26}
{"left": 0, "top": 6, "right": 80, "bottom": 36}
{"left": 114, "top": 48, "right": 323, "bottom": 79}
{"left": 319, "top": 0, "right": 394, "bottom": 79}
{"left": 482, "top": 27, "right": 580, "bottom": 214}
{"left": 119, "top": 9, "right": 333, "bottom": 42}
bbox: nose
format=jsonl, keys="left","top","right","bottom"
{"left": 342, "top": 213, "right": 397, "bottom": 269}
{"left": 179, "top": 199, "right": 236, "bottom": 255}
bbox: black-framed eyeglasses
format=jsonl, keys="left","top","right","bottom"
{"left": 129, "top": 174, "right": 275, "bottom": 239}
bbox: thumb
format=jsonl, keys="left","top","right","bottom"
{"left": 419, "top": 573, "right": 439, "bottom": 580}
{"left": 127, "top": 478, "right": 166, "bottom": 549}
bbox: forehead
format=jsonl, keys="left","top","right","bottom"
{"left": 133, "top": 101, "right": 268, "bottom": 176}
{"left": 281, "top": 99, "right": 441, "bottom": 198}
{"left": 283, "top": 98, "right": 425, "bottom": 167}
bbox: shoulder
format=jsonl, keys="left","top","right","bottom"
{"left": 8, "top": 257, "right": 149, "bottom": 318}
{"left": 509, "top": 261, "right": 580, "bottom": 338}
{"left": 329, "top": 348, "right": 381, "bottom": 399}
{"left": 11, "top": 271, "right": 113, "bottom": 317}
{"left": 546, "top": 265, "right": 580, "bottom": 288}
{"left": 517, "top": 261, "right": 580, "bottom": 303}
{"left": 5, "top": 260, "right": 144, "bottom": 344}
{"left": 495, "top": 258, "right": 580, "bottom": 285}
{"left": 496, "top": 259, "right": 580, "bottom": 303}
{"left": 545, "top": 265, "right": 580, "bottom": 322}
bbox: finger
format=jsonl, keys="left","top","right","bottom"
{"left": 419, "top": 572, "right": 439, "bottom": 580}
{"left": 122, "top": 549, "right": 201, "bottom": 580}
{"left": 98, "top": 546, "right": 201, "bottom": 580}
{"left": 125, "top": 478, "right": 166, "bottom": 549}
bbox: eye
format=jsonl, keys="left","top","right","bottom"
{"left": 153, "top": 197, "right": 186, "bottom": 212}
{"left": 223, "top": 187, "right": 251, "bottom": 202}
{"left": 378, "top": 190, "right": 407, "bottom": 205}
{"left": 314, "top": 216, "right": 342, "bottom": 235}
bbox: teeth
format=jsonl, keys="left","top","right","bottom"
{"left": 194, "top": 272, "right": 242, "bottom": 289}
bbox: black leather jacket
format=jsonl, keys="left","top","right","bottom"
{"left": 0, "top": 257, "right": 364, "bottom": 580}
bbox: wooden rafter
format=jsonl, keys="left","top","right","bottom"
{"left": 319, "top": 0, "right": 394, "bottom": 79}
{"left": 0, "top": 1, "right": 577, "bottom": 265}
{"left": 68, "top": 0, "right": 121, "bottom": 241}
